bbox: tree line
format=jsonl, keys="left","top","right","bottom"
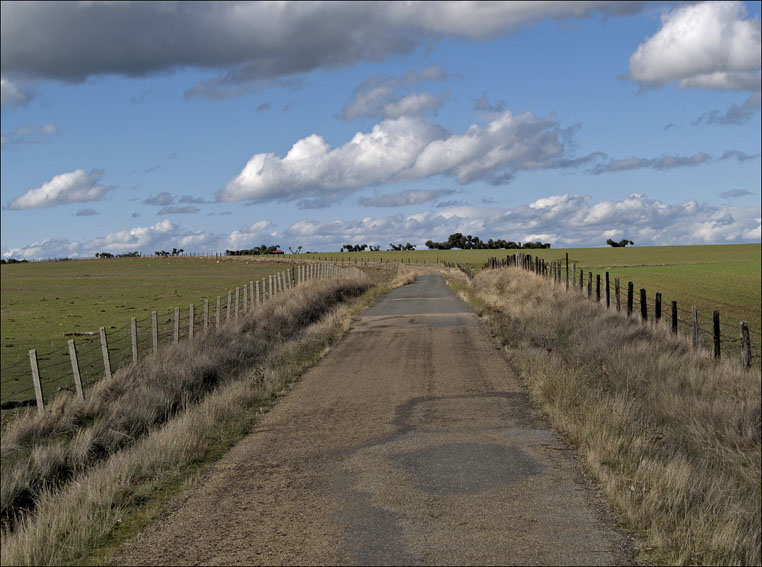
{"left": 424, "top": 233, "right": 551, "bottom": 250}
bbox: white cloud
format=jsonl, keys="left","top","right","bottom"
{"left": 628, "top": 1, "right": 761, "bottom": 91}
{"left": 3, "top": 194, "right": 759, "bottom": 259}
{"left": 340, "top": 66, "right": 448, "bottom": 120}
{"left": 281, "top": 194, "right": 761, "bottom": 251}
{"left": 381, "top": 92, "right": 448, "bottom": 119}
{"left": 219, "top": 110, "right": 578, "bottom": 204}
{"left": 7, "top": 169, "right": 111, "bottom": 210}
{"left": 1, "top": 218, "right": 276, "bottom": 259}
{"left": 1, "top": 2, "right": 647, "bottom": 100}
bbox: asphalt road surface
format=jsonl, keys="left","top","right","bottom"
{"left": 115, "top": 274, "right": 635, "bottom": 565}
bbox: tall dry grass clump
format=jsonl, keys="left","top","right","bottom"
{"left": 1, "top": 278, "right": 371, "bottom": 538}
{"left": 462, "top": 267, "right": 760, "bottom": 566}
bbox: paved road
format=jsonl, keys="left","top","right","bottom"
{"left": 116, "top": 274, "right": 635, "bottom": 565}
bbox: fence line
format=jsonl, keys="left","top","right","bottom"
{"left": 480, "top": 252, "right": 760, "bottom": 370}
{"left": 1, "top": 263, "right": 367, "bottom": 412}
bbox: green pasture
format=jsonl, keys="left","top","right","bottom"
{"left": 298, "top": 243, "right": 761, "bottom": 341}
{"left": 1, "top": 257, "right": 288, "bottom": 404}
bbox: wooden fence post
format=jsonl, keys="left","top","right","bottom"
{"left": 216, "top": 296, "right": 221, "bottom": 329}
{"left": 671, "top": 301, "right": 678, "bottom": 335}
{"left": 587, "top": 272, "right": 592, "bottom": 299}
{"left": 68, "top": 339, "right": 84, "bottom": 400}
{"left": 29, "top": 349, "right": 45, "bottom": 413}
{"left": 174, "top": 307, "right": 180, "bottom": 344}
{"left": 130, "top": 317, "right": 138, "bottom": 363}
{"left": 250, "top": 281, "right": 254, "bottom": 309}
{"left": 189, "top": 304, "right": 195, "bottom": 341}
{"left": 255, "top": 281, "right": 260, "bottom": 305}
{"left": 713, "top": 310, "right": 720, "bottom": 360}
{"left": 655, "top": 293, "right": 662, "bottom": 326}
{"left": 640, "top": 289, "right": 647, "bottom": 322}
{"left": 579, "top": 268, "right": 583, "bottom": 291}
{"left": 596, "top": 274, "right": 601, "bottom": 302}
{"left": 269, "top": 275, "right": 273, "bottom": 298}
{"left": 741, "top": 321, "right": 751, "bottom": 369}
{"left": 572, "top": 262, "right": 577, "bottom": 289}
{"left": 226, "top": 291, "right": 231, "bottom": 323}
{"left": 100, "top": 327, "right": 112, "bottom": 379}
{"left": 235, "top": 287, "right": 240, "bottom": 323}
{"left": 565, "top": 253, "right": 569, "bottom": 291}
{"left": 204, "top": 299, "right": 209, "bottom": 334}
{"left": 692, "top": 306, "right": 699, "bottom": 348}
{"left": 152, "top": 311, "right": 158, "bottom": 353}
{"left": 605, "top": 272, "right": 610, "bottom": 308}
{"left": 615, "top": 278, "right": 620, "bottom": 311}
{"left": 242, "top": 285, "right": 248, "bottom": 313}
{"left": 627, "top": 283, "right": 633, "bottom": 317}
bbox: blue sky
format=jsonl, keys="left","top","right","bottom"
{"left": 1, "top": 1, "right": 760, "bottom": 258}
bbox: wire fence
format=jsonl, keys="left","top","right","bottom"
{"left": 1, "top": 263, "right": 366, "bottom": 412}
{"left": 480, "top": 253, "right": 761, "bottom": 368}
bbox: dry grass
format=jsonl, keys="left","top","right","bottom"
{"left": 0, "top": 277, "right": 375, "bottom": 559}
{"left": 456, "top": 267, "right": 760, "bottom": 566}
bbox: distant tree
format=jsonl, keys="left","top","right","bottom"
{"left": 606, "top": 239, "right": 634, "bottom": 247}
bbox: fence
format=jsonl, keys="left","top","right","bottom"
{"left": 481, "top": 252, "right": 761, "bottom": 370}
{"left": 1, "top": 263, "right": 365, "bottom": 413}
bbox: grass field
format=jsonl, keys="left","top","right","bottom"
{"left": 2, "top": 244, "right": 759, "bottom": 405}
{"left": 300, "top": 244, "right": 761, "bottom": 340}
{"left": 1, "top": 257, "right": 289, "bottom": 404}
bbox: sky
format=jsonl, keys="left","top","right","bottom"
{"left": 1, "top": 1, "right": 760, "bottom": 259}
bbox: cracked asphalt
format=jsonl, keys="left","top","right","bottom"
{"left": 114, "top": 274, "right": 636, "bottom": 566}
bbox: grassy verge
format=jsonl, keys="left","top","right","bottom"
{"left": 1, "top": 274, "right": 404, "bottom": 566}
{"left": 448, "top": 267, "right": 760, "bottom": 566}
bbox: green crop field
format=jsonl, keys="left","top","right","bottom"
{"left": 1, "top": 257, "right": 290, "bottom": 405}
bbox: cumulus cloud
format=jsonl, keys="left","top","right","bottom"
{"left": 628, "top": 1, "right": 761, "bottom": 91}
{"left": 142, "top": 192, "right": 174, "bottom": 206}
{"left": 1, "top": 2, "right": 647, "bottom": 100}
{"left": 1, "top": 218, "right": 277, "bottom": 260}
{"left": 1, "top": 123, "right": 59, "bottom": 149}
{"left": 360, "top": 189, "right": 456, "bottom": 207}
{"left": 4, "top": 193, "right": 759, "bottom": 259}
{"left": 219, "top": 110, "right": 583, "bottom": 204}
{"left": 340, "top": 66, "right": 448, "bottom": 120}
{"left": 7, "top": 169, "right": 111, "bottom": 210}
{"left": 157, "top": 206, "right": 199, "bottom": 215}
{"left": 279, "top": 194, "right": 761, "bottom": 251}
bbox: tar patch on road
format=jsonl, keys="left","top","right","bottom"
{"left": 396, "top": 443, "right": 543, "bottom": 495}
